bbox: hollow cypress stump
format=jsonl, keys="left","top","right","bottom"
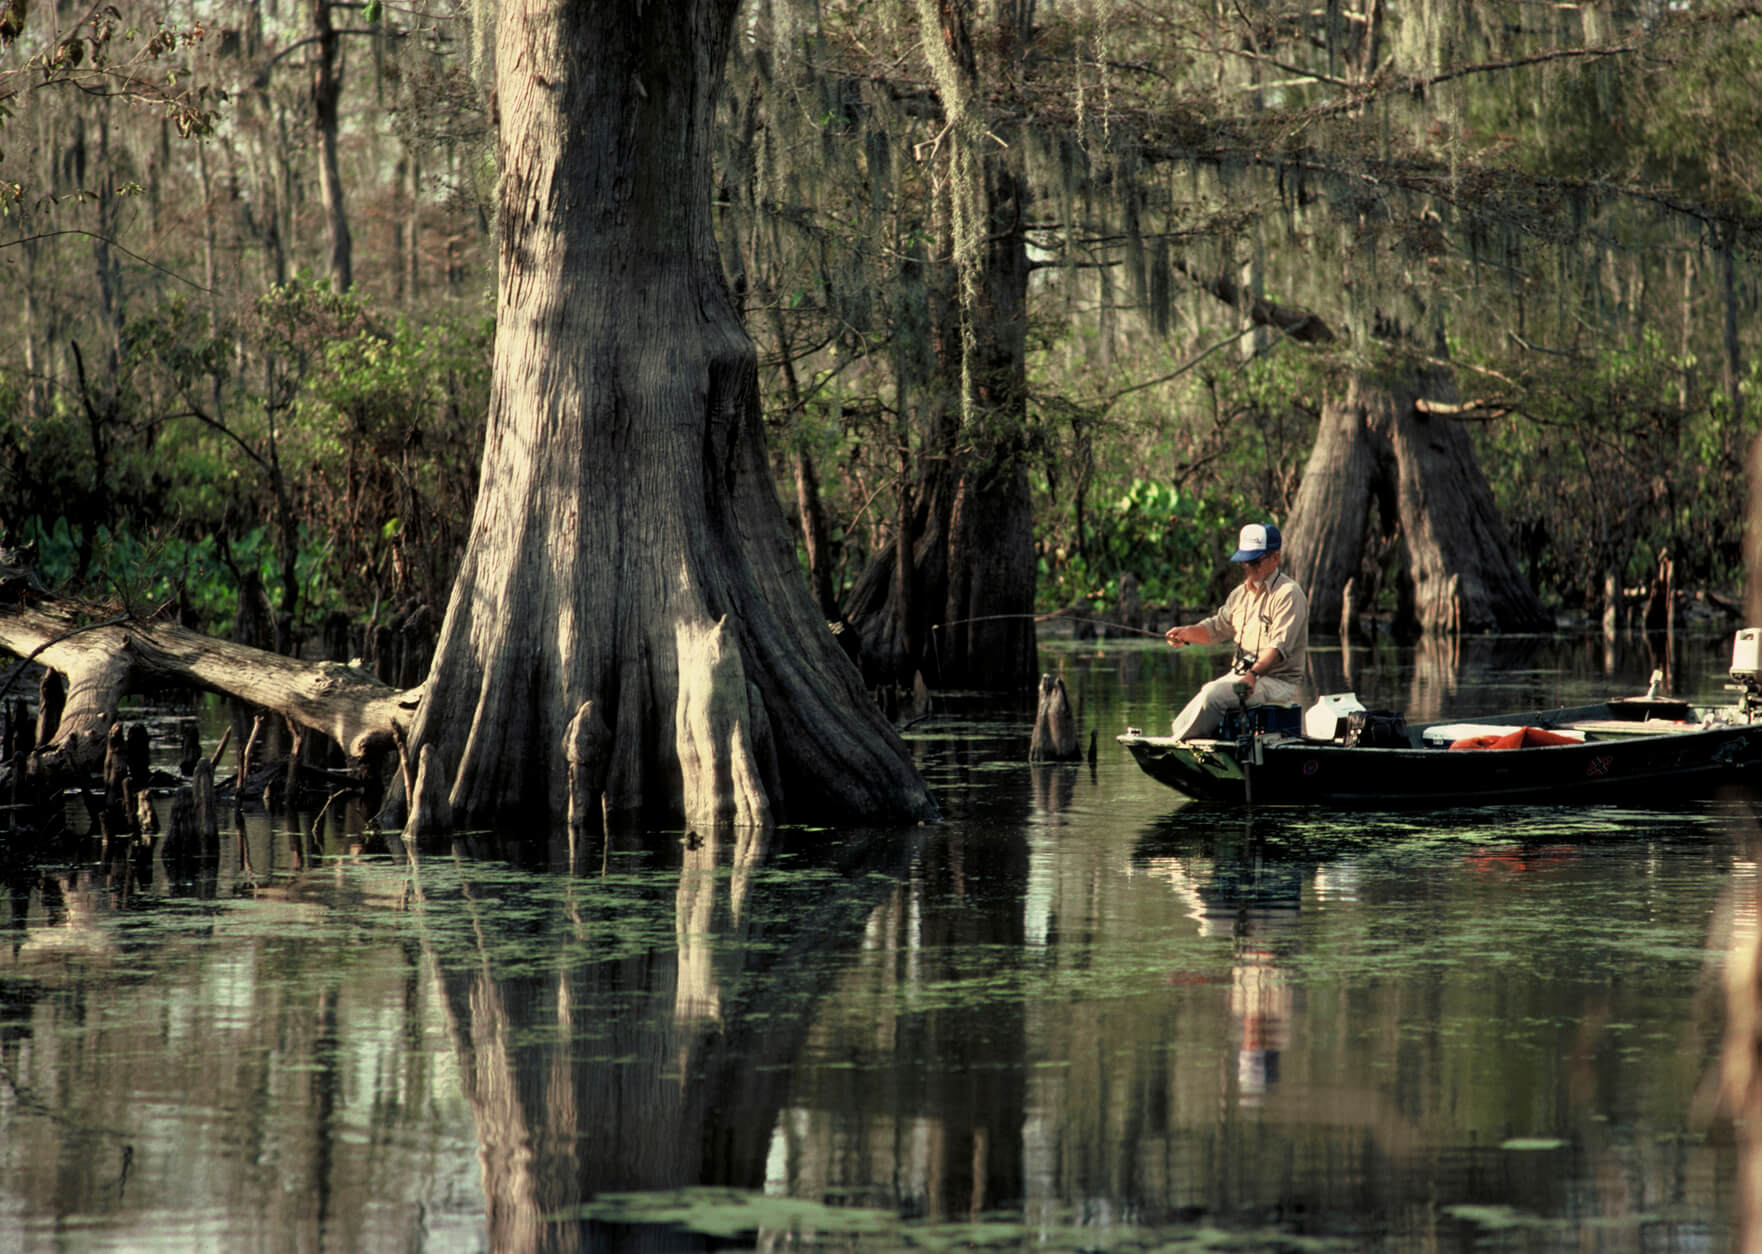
{"left": 1029, "top": 674, "right": 1080, "bottom": 761}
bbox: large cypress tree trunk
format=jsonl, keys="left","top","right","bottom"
{"left": 1390, "top": 384, "right": 1552, "bottom": 637}
{"left": 845, "top": 467, "right": 953, "bottom": 688}
{"left": 1285, "top": 369, "right": 1550, "bottom": 637}
{"left": 842, "top": 266, "right": 1037, "bottom": 690}
{"left": 1281, "top": 380, "right": 1385, "bottom": 636}
{"left": 936, "top": 156, "right": 1037, "bottom": 690}
{"left": 404, "top": 0, "right": 934, "bottom": 831}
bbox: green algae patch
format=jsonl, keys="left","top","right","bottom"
{"left": 555, "top": 1188, "right": 896, "bottom": 1238}
{"left": 558, "top": 1190, "right": 1360, "bottom": 1250}
{"left": 1443, "top": 1204, "right": 1544, "bottom": 1231}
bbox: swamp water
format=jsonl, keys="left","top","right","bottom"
{"left": 1, "top": 631, "right": 1756, "bottom": 1252}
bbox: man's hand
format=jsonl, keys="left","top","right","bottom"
{"left": 1238, "top": 670, "right": 1259, "bottom": 693}
{"left": 1165, "top": 625, "right": 1187, "bottom": 648}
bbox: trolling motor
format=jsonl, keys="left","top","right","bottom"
{"left": 1732, "top": 628, "right": 1762, "bottom": 722}
{"left": 1233, "top": 680, "right": 1255, "bottom": 806}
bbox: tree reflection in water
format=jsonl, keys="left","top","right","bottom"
{"left": 3, "top": 635, "right": 1753, "bottom": 1251}
{"left": 1712, "top": 799, "right": 1762, "bottom": 1250}
{"left": 408, "top": 822, "right": 921, "bottom": 1252}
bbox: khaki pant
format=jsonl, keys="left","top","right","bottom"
{"left": 1170, "top": 673, "right": 1302, "bottom": 741}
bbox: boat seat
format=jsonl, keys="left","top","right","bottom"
{"left": 1564, "top": 718, "right": 1699, "bottom": 738}
{"left": 1421, "top": 722, "right": 1516, "bottom": 747}
{"left": 1217, "top": 703, "right": 1302, "bottom": 739}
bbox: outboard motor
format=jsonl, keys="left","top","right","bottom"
{"left": 1732, "top": 629, "right": 1762, "bottom": 720}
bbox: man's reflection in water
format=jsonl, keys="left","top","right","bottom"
{"left": 1144, "top": 846, "right": 1302, "bottom": 1106}
{"left": 1230, "top": 938, "right": 1289, "bottom": 1104}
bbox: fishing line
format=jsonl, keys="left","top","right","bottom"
{"left": 928, "top": 612, "right": 1167, "bottom": 639}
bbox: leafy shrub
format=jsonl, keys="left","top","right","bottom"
{"left": 7, "top": 281, "right": 490, "bottom": 637}
{"left": 1039, "top": 478, "right": 1257, "bottom": 615}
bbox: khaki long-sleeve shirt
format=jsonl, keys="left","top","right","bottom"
{"left": 1196, "top": 569, "right": 1309, "bottom": 684}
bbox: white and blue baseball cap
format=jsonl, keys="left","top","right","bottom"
{"left": 1231, "top": 523, "right": 1281, "bottom": 562}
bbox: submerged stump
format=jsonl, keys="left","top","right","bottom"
{"left": 1030, "top": 674, "right": 1081, "bottom": 761}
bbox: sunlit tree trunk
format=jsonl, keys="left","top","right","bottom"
{"left": 404, "top": 149, "right": 421, "bottom": 301}
{"left": 404, "top": 0, "right": 934, "bottom": 831}
{"left": 312, "top": 0, "right": 352, "bottom": 291}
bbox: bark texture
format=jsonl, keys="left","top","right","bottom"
{"left": 1285, "top": 370, "right": 1551, "bottom": 637}
{"left": 1029, "top": 673, "right": 1079, "bottom": 761}
{"left": 405, "top": 0, "right": 934, "bottom": 830}
{"left": 844, "top": 396, "right": 1038, "bottom": 691}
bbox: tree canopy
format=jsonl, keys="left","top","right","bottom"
{"left": 4, "top": 0, "right": 1762, "bottom": 823}
{"left": 721, "top": 1, "right": 1762, "bottom": 636}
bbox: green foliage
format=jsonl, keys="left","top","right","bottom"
{"left": 17, "top": 515, "right": 292, "bottom": 624}
{"left": 1475, "top": 324, "right": 1754, "bottom": 607}
{"left": 11, "top": 283, "right": 489, "bottom": 635}
{"left": 1027, "top": 324, "right": 1319, "bottom": 615}
{"left": 289, "top": 307, "right": 492, "bottom": 610}
{"left": 0, "top": 401, "right": 89, "bottom": 542}
{"left": 18, "top": 516, "right": 78, "bottom": 586}
{"left": 1039, "top": 478, "right": 1252, "bottom": 614}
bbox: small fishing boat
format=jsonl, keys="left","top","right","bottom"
{"left": 1118, "top": 630, "right": 1762, "bottom": 807}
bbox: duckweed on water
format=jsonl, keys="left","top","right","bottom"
{"left": 560, "top": 1188, "right": 1358, "bottom": 1250}
{"left": 3, "top": 640, "right": 1746, "bottom": 1254}
{"left": 555, "top": 1188, "right": 896, "bottom": 1237}
{"left": 1445, "top": 1203, "right": 1708, "bottom": 1241}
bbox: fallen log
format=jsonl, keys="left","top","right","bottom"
{"left": 0, "top": 593, "right": 420, "bottom": 793}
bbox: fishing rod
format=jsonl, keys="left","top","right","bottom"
{"left": 928, "top": 612, "right": 1168, "bottom": 639}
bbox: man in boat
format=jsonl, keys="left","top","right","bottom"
{"left": 1163, "top": 522, "right": 1309, "bottom": 740}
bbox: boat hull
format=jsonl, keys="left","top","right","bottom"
{"left": 1119, "top": 703, "right": 1762, "bottom": 807}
